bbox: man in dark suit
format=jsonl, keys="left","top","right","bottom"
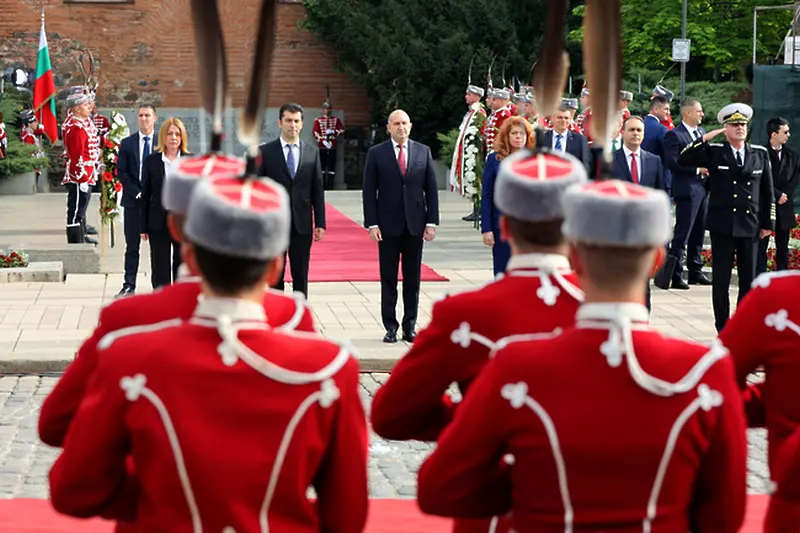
{"left": 655, "top": 98, "right": 712, "bottom": 291}
{"left": 678, "top": 103, "right": 775, "bottom": 333}
{"left": 257, "top": 103, "right": 326, "bottom": 299}
{"left": 362, "top": 109, "right": 439, "bottom": 343}
{"left": 641, "top": 96, "right": 672, "bottom": 193}
{"left": 759, "top": 117, "right": 800, "bottom": 273}
{"left": 115, "top": 104, "right": 157, "bottom": 298}
{"left": 543, "top": 106, "right": 591, "bottom": 173}
{"left": 609, "top": 115, "right": 665, "bottom": 312}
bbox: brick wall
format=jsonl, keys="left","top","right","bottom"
{"left": 0, "top": 0, "right": 372, "bottom": 126}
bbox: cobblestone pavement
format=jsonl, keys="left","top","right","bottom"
{"left": 0, "top": 375, "right": 769, "bottom": 499}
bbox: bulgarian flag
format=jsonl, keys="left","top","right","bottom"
{"left": 33, "top": 16, "right": 58, "bottom": 144}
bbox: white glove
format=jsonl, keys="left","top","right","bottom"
{"left": 78, "top": 182, "right": 89, "bottom": 193}
{"left": 323, "top": 141, "right": 332, "bottom": 149}
{"left": 326, "top": 129, "right": 334, "bottom": 135}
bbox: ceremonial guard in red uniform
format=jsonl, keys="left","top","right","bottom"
{"left": 765, "top": 425, "right": 800, "bottom": 533}
{"left": 312, "top": 100, "right": 344, "bottom": 190}
{"left": 48, "top": 175, "right": 368, "bottom": 533}
{"left": 653, "top": 85, "right": 676, "bottom": 130}
{"left": 575, "top": 88, "right": 591, "bottom": 141}
{"left": 374, "top": 149, "right": 587, "bottom": 533}
{"left": 39, "top": 153, "right": 316, "bottom": 449}
{"left": 0, "top": 111, "right": 7, "bottom": 159}
{"left": 417, "top": 180, "right": 747, "bottom": 533}
{"left": 512, "top": 91, "right": 535, "bottom": 125}
{"left": 19, "top": 109, "right": 46, "bottom": 149}
{"left": 61, "top": 89, "right": 100, "bottom": 244}
{"left": 482, "top": 88, "right": 512, "bottom": 154}
{"left": 717, "top": 270, "right": 800, "bottom": 469}
{"left": 619, "top": 90, "right": 633, "bottom": 123}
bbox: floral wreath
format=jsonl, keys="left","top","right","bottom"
{"left": 99, "top": 111, "right": 130, "bottom": 224}
{"left": 461, "top": 111, "right": 486, "bottom": 229}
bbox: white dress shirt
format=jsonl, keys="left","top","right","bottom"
{"left": 138, "top": 132, "right": 154, "bottom": 182}
{"left": 551, "top": 130, "right": 568, "bottom": 152}
{"left": 162, "top": 152, "right": 180, "bottom": 176}
{"left": 280, "top": 137, "right": 300, "bottom": 175}
{"left": 393, "top": 140, "right": 409, "bottom": 160}
{"left": 680, "top": 123, "right": 702, "bottom": 174}
{"left": 731, "top": 145, "right": 745, "bottom": 166}
{"left": 622, "top": 145, "right": 643, "bottom": 177}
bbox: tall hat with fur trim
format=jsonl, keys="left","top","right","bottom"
{"left": 652, "top": 84, "right": 674, "bottom": 101}
{"left": 163, "top": 155, "right": 246, "bottom": 214}
{"left": 495, "top": 149, "right": 589, "bottom": 223}
{"left": 184, "top": 176, "right": 291, "bottom": 260}
{"left": 561, "top": 98, "right": 579, "bottom": 110}
{"left": 619, "top": 90, "right": 633, "bottom": 102}
{"left": 466, "top": 54, "right": 485, "bottom": 97}
{"left": 562, "top": 180, "right": 673, "bottom": 247}
{"left": 65, "top": 91, "right": 91, "bottom": 108}
{"left": 19, "top": 109, "right": 36, "bottom": 125}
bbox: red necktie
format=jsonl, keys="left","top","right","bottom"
{"left": 398, "top": 144, "right": 407, "bottom": 175}
{"left": 630, "top": 152, "right": 639, "bottom": 184}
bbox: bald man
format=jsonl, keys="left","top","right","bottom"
{"left": 362, "top": 110, "right": 440, "bottom": 343}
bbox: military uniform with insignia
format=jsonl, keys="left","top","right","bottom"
{"left": 678, "top": 103, "right": 775, "bottom": 332}
{"left": 482, "top": 88, "right": 512, "bottom": 155}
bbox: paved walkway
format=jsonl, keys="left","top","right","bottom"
{"left": 0, "top": 191, "right": 729, "bottom": 371}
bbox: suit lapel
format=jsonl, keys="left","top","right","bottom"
{"left": 133, "top": 132, "right": 141, "bottom": 172}
{"left": 742, "top": 144, "right": 757, "bottom": 175}
{"left": 615, "top": 149, "right": 632, "bottom": 182}
{"left": 388, "top": 140, "right": 404, "bottom": 178}
{"left": 721, "top": 142, "right": 739, "bottom": 171}
{"left": 273, "top": 140, "right": 292, "bottom": 181}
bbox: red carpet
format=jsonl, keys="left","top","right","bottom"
{"left": 284, "top": 204, "right": 448, "bottom": 283}
{"left": 0, "top": 496, "right": 769, "bottom": 532}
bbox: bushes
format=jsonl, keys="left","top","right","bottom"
{"left": 0, "top": 90, "right": 48, "bottom": 180}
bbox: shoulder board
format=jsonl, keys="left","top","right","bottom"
{"left": 709, "top": 143, "right": 724, "bottom": 147}
{"left": 751, "top": 144, "right": 768, "bottom": 151}
{"left": 97, "top": 318, "right": 184, "bottom": 351}
{"left": 680, "top": 140, "right": 701, "bottom": 153}
{"left": 751, "top": 269, "right": 800, "bottom": 289}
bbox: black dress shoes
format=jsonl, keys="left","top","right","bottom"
{"left": 383, "top": 329, "right": 398, "bottom": 343}
{"left": 671, "top": 277, "right": 690, "bottom": 290}
{"left": 115, "top": 286, "right": 135, "bottom": 299}
{"left": 84, "top": 235, "right": 98, "bottom": 245}
{"left": 688, "top": 271, "right": 712, "bottom": 285}
{"left": 402, "top": 330, "right": 416, "bottom": 343}
{"left": 85, "top": 225, "right": 98, "bottom": 235}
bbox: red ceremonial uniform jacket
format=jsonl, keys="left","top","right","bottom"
{"left": 417, "top": 303, "right": 747, "bottom": 533}
{"left": 39, "top": 275, "right": 315, "bottom": 448}
{"left": 718, "top": 270, "right": 800, "bottom": 472}
{"left": 20, "top": 124, "right": 45, "bottom": 146}
{"left": 0, "top": 122, "right": 7, "bottom": 158}
{"left": 576, "top": 107, "right": 592, "bottom": 144}
{"left": 661, "top": 115, "right": 675, "bottom": 130}
{"left": 48, "top": 297, "right": 368, "bottom": 533}
{"left": 312, "top": 115, "right": 344, "bottom": 150}
{"left": 62, "top": 114, "right": 100, "bottom": 185}
{"left": 482, "top": 105, "right": 512, "bottom": 154}
{"left": 765, "top": 426, "right": 800, "bottom": 533}
{"left": 372, "top": 253, "right": 582, "bottom": 442}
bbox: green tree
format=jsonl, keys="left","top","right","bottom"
{"left": 303, "top": 0, "right": 572, "bottom": 147}
{"left": 569, "top": 0, "right": 793, "bottom": 81}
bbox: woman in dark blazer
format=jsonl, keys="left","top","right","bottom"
{"left": 139, "top": 117, "right": 190, "bottom": 288}
{"left": 480, "top": 116, "right": 536, "bottom": 275}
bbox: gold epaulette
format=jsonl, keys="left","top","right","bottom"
{"left": 680, "top": 139, "right": 704, "bottom": 153}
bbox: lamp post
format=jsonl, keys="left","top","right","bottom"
{"left": 680, "top": 0, "right": 687, "bottom": 103}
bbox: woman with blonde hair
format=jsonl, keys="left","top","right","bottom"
{"left": 139, "top": 117, "right": 191, "bottom": 288}
{"left": 480, "top": 116, "right": 536, "bottom": 274}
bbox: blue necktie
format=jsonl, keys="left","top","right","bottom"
{"left": 693, "top": 130, "right": 700, "bottom": 140}
{"left": 555, "top": 134, "right": 563, "bottom": 151}
{"left": 286, "top": 144, "right": 297, "bottom": 178}
{"left": 142, "top": 135, "right": 151, "bottom": 159}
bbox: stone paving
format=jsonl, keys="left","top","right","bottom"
{"left": 0, "top": 190, "right": 768, "bottom": 502}
{"left": 0, "top": 374, "right": 772, "bottom": 500}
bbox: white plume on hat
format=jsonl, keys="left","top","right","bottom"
{"left": 184, "top": 176, "right": 291, "bottom": 260}
{"left": 562, "top": 180, "right": 673, "bottom": 247}
{"left": 163, "top": 154, "right": 246, "bottom": 214}
{"left": 495, "top": 149, "right": 589, "bottom": 223}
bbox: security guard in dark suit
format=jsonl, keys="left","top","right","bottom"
{"left": 678, "top": 103, "right": 775, "bottom": 332}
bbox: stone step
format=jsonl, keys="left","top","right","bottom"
{"left": 6, "top": 245, "right": 100, "bottom": 275}
{"left": 0, "top": 262, "right": 63, "bottom": 283}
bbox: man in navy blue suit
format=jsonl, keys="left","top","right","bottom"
{"left": 362, "top": 110, "right": 440, "bottom": 344}
{"left": 610, "top": 115, "right": 665, "bottom": 312}
{"left": 542, "top": 106, "right": 591, "bottom": 173}
{"left": 115, "top": 104, "right": 157, "bottom": 298}
{"left": 641, "top": 96, "right": 672, "bottom": 194}
{"left": 654, "top": 98, "right": 712, "bottom": 290}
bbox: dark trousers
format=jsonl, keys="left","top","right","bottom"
{"left": 491, "top": 230, "right": 511, "bottom": 276}
{"left": 710, "top": 232, "right": 758, "bottom": 333}
{"left": 122, "top": 205, "right": 141, "bottom": 289}
{"left": 65, "top": 183, "right": 90, "bottom": 243}
{"left": 378, "top": 229, "right": 424, "bottom": 333}
{"left": 320, "top": 148, "right": 337, "bottom": 190}
{"left": 274, "top": 227, "right": 313, "bottom": 298}
{"left": 668, "top": 194, "right": 707, "bottom": 281}
{"left": 148, "top": 227, "right": 181, "bottom": 289}
{"left": 757, "top": 229, "right": 791, "bottom": 274}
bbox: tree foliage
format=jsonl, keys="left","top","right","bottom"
{"left": 303, "top": 0, "right": 569, "bottom": 146}
{"left": 569, "top": 0, "right": 794, "bottom": 81}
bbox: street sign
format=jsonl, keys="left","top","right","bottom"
{"left": 672, "top": 39, "right": 691, "bottom": 62}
